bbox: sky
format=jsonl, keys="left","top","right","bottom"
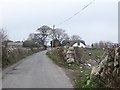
{"left": 0, "top": 0, "right": 119, "bottom": 45}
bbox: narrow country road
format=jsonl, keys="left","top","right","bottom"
{"left": 2, "top": 51, "right": 73, "bottom": 88}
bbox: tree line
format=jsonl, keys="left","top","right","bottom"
{"left": 23, "top": 25, "right": 82, "bottom": 48}
{"left": 0, "top": 26, "right": 115, "bottom": 49}
{"left": 91, "top": 41, "right": 115, "bottom": 49}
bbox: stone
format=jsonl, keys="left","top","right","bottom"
{"left": 91, "top": 66, "right": 100, "bottom": 76}
{"left": 66, "top": 50, "right": 74, "bottom": 54}
{"left": 80, "top": 67, "right": 82, "bottom": 69}
{"left": 68, "top": 64, "right": 72, "bottom": 66}
{"left": 100, "top": 71, "right": 104, "bottom": 77}
{"left": 89, "top": 47, "right": 120, "bottom": 88}
{"left": 66, "top": 54, "right": 74, "bottom": 58}
{"left": 108, "top": 62, "right": 114, "bottom": 67}
{"left": 68, "top": 47, "right": 74, "bottom": 51}
{"left": 88, "top": 64, "right": 91, "bottom": 67}
{"left": 86, "top": 80, "right": 91, "bottom": 85}
{"left": 100, "top": 55, "right": 108, "bottom": 67}
{"left": 114, "top": 61, "right": 119, "bottom": 67}
{"left": 89, "top": 53, "right": 92, "bottom": 56}
{"left": 67, "top": 58, "right": 74, "bottom": 64}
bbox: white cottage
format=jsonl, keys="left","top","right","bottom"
{"left": 73, "top": 42, "right": 86, "bottom": 48}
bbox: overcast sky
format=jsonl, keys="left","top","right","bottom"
{"left": 0, "top": 0, "right": 119, "bottom": 45}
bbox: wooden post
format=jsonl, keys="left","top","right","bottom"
{"left": 52, "top": 25, "right": 55, "bottom": 48}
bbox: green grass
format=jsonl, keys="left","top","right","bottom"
{"left": 82, "top": 48, "right": 107, "bottom": 61}
{"left": 74, "top": 66, "right": 91, "bottom": 88}
{"left": 47, "top": 51, "right": 92, "bottom": 88}
{"left": 47, "top": 48, "right": 109, "bottom": 89}
{"left": 47, "top": 53, "right": 69, "bottom": 68}
{"left": 88, "top": 49, "right": 106, "bottom": 57}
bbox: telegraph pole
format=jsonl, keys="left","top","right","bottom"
{"left": 52, "top": 25, "right": 55, "bottom": 48}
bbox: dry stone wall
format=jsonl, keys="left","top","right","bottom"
{"left": 90, "top": 46, "right": 120, "bottom": 89}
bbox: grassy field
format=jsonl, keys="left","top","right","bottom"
{"left": 86, "top": 48, "right": 107, "bottom": 57}
{"left": 81, "top": 48, "right": 107, "bottom": 63}
{"left": 86, "top": 49, "right": 104, "bottom": 56}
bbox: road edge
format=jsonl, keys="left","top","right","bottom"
{"left": 2, "top": 51, "right": 43, "bottom": 78}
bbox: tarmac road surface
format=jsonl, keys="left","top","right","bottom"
{"left": 2, "top": 51, "right": 73, "bottom": 88}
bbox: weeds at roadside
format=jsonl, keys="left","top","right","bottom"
{"left": 46, "top": 48, "right": 111, "bottom": 89}
{"left": 2, "top": 49, "right": 43, "bottom": 69}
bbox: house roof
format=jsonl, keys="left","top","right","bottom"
{"left": 62, "top": 40, "right": 86, "bottom": 46}
{"left": 73, "top": 42, "right": 86, "bottom": 48}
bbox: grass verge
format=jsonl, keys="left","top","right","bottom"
{"left": 46, "top": 48, "right": 110, "bottom": 89}
{"left": 47, "top": 51, "right": 91, "bottom": 88}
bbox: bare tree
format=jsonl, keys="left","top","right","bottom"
{"left": 50, "top": 28, "right": 70, "bottom": 42}
{"left": 62, "top": 33, "right": 70, "bottom": 41}
{"left": 27, "top": 33, "right": 35, "bottom": 41}
{"left": 36, "top": 25, "right": 52, "bottom": 46}
{"left": 71, "top": 35, "right": 81, "bottom": 41}
{"left": 0, "top": 28, "right": 8, "bottom": 42}
{"left": 99, "top": 41, "right": 104, "bottom": 48}
{"left": 92, "top": 41, "right": 113, "bottom": 48}
{"left": 93, "top": 42, "right": 99, "bottom": 48}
